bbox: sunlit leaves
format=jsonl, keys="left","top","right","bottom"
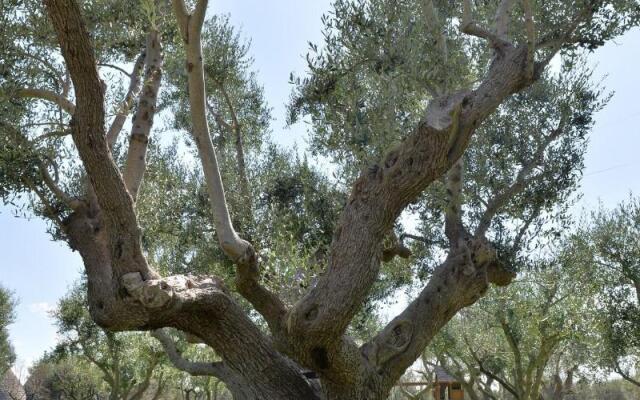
{"left": 0, "top": 285, "right": 16, "bottom": 375}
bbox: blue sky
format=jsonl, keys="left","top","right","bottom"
{"left": 0, "top": 1, "right": 639, "bottom": 372}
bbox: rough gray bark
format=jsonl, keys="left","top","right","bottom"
{"left": 151, "top": 330, "right": 260, "bottom": 400}
{"left": 106, "top": 52, "right": 146, "bottom": 148}
{"left": 39, "top": 0, "right": 605, "bottom": 398}
{"left": 123, "top": 30, "right": 163, "bottom": 200}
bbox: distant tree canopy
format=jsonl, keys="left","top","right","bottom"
{"left": 51, "top": 283, "right": 167, "bottom": 400}
{"left": 573, "top": 198, "right": 640, "bottom": 387}
{"left": 0, "top": 0, "right": 639, "bottom": 398}
{"left": 25, "top": 357, "right": 106, "bottom": 400}
{"left": 426, "top": 244, "right": 601, "bottom": 400}
{"left": 416, "top": 197, "right": 640, "bottom": 400}
{"left": 0, "top": 285, "right": 16, "bottom": 376}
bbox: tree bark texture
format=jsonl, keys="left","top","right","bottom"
{"left": 40, "top": 0, "right": 595, "bottom": 398}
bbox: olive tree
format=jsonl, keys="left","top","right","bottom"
{"left": 426, "top": 257, "right": 600, "bottom": 400}
{"left": 52, "top": 284, "right": 167, "bottom": 400}
{"left": 0, "top": 285, "right": 16, "bottom": 377}
{"left": 573, "top": 198, "right": 640, "bottom": 387}
{"left": 25, "top": 356, "right": 107, "bottom": 400}
{"left": 1, "top": 0, "right": 639, "bottom": 398}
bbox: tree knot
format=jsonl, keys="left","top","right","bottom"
{"left": 121, "top": 273, "right": 202, "bottom": 309}
{"left": 362, "top": 320, "right": 414, "bottom": 371}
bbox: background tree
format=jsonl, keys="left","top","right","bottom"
{"left": 0, "top": 367, "right": 26, "bottom": 400}
{"left": 25, "top": 356, "right": 106, "bottom": 400}
{"left": 570, "top": 198, "right": 640, "bottom": 387}
{"left": 426, "top": 253, "right": 600, "bottom": 400}
{"left": 0, "top": 286, "right": 16, "bottom": 377}
{"left": 52, "top": 284, "right": 167, "bottom": 400}
{"left": 571, "top": 378, "right": 640, "bottom": 400}
{"left": 1, "top": 0, "right": 639, "bottom": 398}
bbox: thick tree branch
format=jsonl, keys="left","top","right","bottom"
{"left": 170, "top": 0, "right": 285, "bottom": 330}
{"left": 151, "top": 329, "right": 230, "bottom": 378}
{"left": 120, "top": 273, "right": 320, "bottom": 399}
{"left": 445, "top": 158, "right": 464, "bottom": 244}
{"left": 286, "top": 44, "right": 533, "bottom": 385}
{"left": 363, "top": 236, "right": 514, "bottom": 389}
{"left": 495, "top": 0, "right": 514, "bottom": 40}
{"left": 522, "top": 0, "right": 536, "bottom": 79}
{"left": 106, "top": 51, "right": 146, "bottom": 149}
{"left": 16, "top": 88, "right": 75, "bottom": 114}
{"left": 123, "top": 30, "right": 164, "bottom": 201}
{"left": 44, "top": 0, "right": 158, "bottom": 332}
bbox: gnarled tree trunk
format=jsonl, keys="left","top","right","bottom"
{"left": 39, "top": 0, "right": 607, "bottom": 398}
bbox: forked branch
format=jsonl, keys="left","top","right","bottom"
{"left": 106, "top": 51, "right": 146, "bottom": 148}
{"left": 475, "top": 116, "right": 565, "bottom": 236}
{"left": 16, "top": 88, "right": 76, "bottom": 114}
{"left": 44, "top": 0, "right": 154, "bottom": 282}
{"left": 123, "top": 30, "right": 164, "bottom": 201}
{"left": 170, "top": 0, "right": 285, "bottom": 329}
{"left": 461, "top": 0, "right": 510, "bottom": 47}
{"left": 151, "top": 329, "right": 230, "bottom": 377}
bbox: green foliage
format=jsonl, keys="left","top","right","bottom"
{"left": 52, "top": 282, "right": 166, "bottom": 400}
{"left": 0, "top": 285, "right": 16, "bottom": 376}
{"left": 289, "top": 0, "right": 473, "bottom": 176}
{"left": 409, "top": 67, "right": 607, "bottom": 278}
{"left": 1, "top": 0, "right": 639, "bottom": 393}
{"left": 464, "top": 64, "right": 606, "bottom": 256}
{"left": 427, "top": 247, "right": 601, "bottom": 399}
{"left": 288, "top": 0, "right": 637, "bottom": 181}
{"left": 573, "top": 378, "right": 640, "bottom": 400}
{"left": 163, "top": 14, "right": 270, "bottom": 155}
{"left": 26, "top": 356, "right": 107, "bottom": 400}
{"left": 569, "top": 197, "right": 640, "bottom": 380}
